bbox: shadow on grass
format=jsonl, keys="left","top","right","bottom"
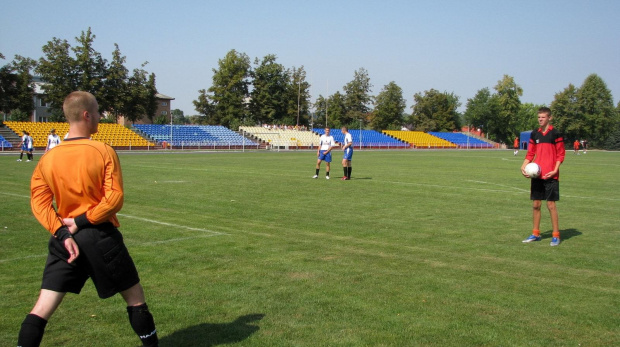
{"left": 160, "top": 313, "right": 265, "bottom": 347}
{"left": 541, "top": 228, "right": 582, "bottom": 241}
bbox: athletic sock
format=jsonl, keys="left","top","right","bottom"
{"left": 326, "top": 171, "right": 329, "bottom": 177}
{"left": 343, "top": 167, "right": 347, "bottom": 177}
{"left": 17, "top": 313, "right": 47, "bottom": 347}
{"left": 552, "top": 231, "right": 560, "bottom": 239}
{"left": 315, "top": 168, "right": 319, "bottom": 176}
{"left": 348, "top": 167, "right": 352, "bottom": 178}
{"left": 532, "top": 229, "right": 540, "bottom": 237}
{"left": 127, "top": 304, "right": 158, "bottom": 347}
{"left": 19, "top": 153, "right": 24, "bottom": 160}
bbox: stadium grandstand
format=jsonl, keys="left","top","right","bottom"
{"left": 4, "top": 121, "right": 155, "bottom": 148}
{"left": 0, "top": 134, "right": 13, "bottom": 149}
{"left": 383, "top": 130, "right": 457, "bottom": 149}
{"left": 428, "top": 132, "right": 495, "bottom": 148}
{"left": 314, "top": 128, "right": 409, "bottom": 148}
{"left": 239, "top": 126, "right": 320, "bottom": 149}
{"left": 134, "top": 124, "right": 259, "bottom": 148}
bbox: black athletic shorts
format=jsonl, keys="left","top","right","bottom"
{"left": 530, "top": 178, "right": 560, "bottom": 201}
{"left": 41, "top": 223, "right": 140, "bottom": 299}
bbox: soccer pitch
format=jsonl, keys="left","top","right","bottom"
{"left": 1, "top": 150, "right": 618, "bottom": 346}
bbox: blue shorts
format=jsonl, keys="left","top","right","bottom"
{"left": 318, "top": 151, "right": 332, "bottom": 163}
{"left": 343, "top": 147, "right": 353, "bottom": 161}
{"left": 21, "top": 144, "right": 28, "bottom": 151}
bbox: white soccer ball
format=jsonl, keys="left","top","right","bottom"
{"left": 524, "top": 163, "right": 541, "bottom": 178}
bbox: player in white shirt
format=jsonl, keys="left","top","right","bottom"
{"left": 341, "top": 127, "right": 353, "bottom": 180}
{"left": 313, "top": 128, "right": 335, "bottom": 179}
{"left": 46, "top": 128, "right": 61, "bottom": 152}
{"left": 17, "top": 130, "right": 33, "bottom": 162}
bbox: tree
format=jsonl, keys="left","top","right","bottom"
{"left": 515, "top": 103, "right": 544, "bottom": 138}
{"left": 193, "top": 89, "right": 215, "bottom": 123}
{"left": 492, "top": 75, "right": 523, "bottom": 143}
{"left": 410, "top": 89, "right": 461, "bottom": 132}
{"left": 313, "top": 95, "right": 327, "bottom": 128}
{"left": 371, "top": 81, "right": 406, "bottom": 130}
{"left": 343, "top": 67, "right": 373, "bottom": 126}
{"left": 464, "top": 88, "right": 498, "bottom": 137}
{"left": 72, "top": 28, "right": 107, "bottom": 103}
{"left": 550, "top": 84, "right": 580, "bottom": 141}
{"left": 36, "top": 37, "right": 78, "bottom": 118}
{"left": 0, "top": 55, "right": 37, "bottom": 118}
{"left": 171, "top": 109, "right": 187, "bottom": 124}
{"left": 122, "top": 64, "right": 157, "bottom": 123}
{"left": 102, "top": 44, "right": 129, "bottom": 122}
{"left": 205, "top": 49, "right": 251, "bottom": 129}
{"left": 286, "top": 66, "right": 311, "bottom": 126}
{"left": 575, "top": 74, "right": 617, "bottom": 146}
{"left": 326, "top": 91, "right": 347, "bottom": 128}
{"left": 249, "top": 54, "right": 289, "bottom": 125}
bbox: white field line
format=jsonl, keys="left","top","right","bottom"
{"left": 116, "top": 213, "right": 227, "bottom": 236}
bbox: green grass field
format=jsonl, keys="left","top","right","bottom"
{"left": 1, "top": 149, "right": 619, "bottom": 346}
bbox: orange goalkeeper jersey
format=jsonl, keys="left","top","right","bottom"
{"left": 31, "top": 138, "right": 124, "bottom": 235}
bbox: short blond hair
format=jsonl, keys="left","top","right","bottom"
{"left": 63, "top": 91, "right": 98, "bottom": 122}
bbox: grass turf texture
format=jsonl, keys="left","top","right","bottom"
{"left": 0, "top": 150, "right": 619, "bottom": 346}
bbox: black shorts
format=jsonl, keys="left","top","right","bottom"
{"left": 41, "top": 223, "right": 140, "bottom": 299}
{"left": 530, "top": 178, "right": 560, "bottom": 201}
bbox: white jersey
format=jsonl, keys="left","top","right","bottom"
{"left": 47, "top": 134, "right": 61, "bottom": 150}
{"left": 343, "top": 132, "right": 353, "bottom": 147}
{"left": 319, "top": 134, "right": 335, "bottom": 150}
{"left": 26, "top": 135, "right": 33, "bottom": 149}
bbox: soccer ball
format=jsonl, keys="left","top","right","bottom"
{"left": 524, "top": 163, "right": 541, "bottom": 178}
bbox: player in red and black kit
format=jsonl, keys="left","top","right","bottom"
{"left": 520, "top": 107, "right": 565, "bottom": 246}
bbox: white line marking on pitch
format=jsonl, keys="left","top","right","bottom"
{"left": 117, "top": 213, "right": 227, "bottom": 236}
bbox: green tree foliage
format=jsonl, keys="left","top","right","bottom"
{"left": 250, "top": 54, "right": 289, "bottom": 125}
{"left": 371, "top": 81, "right": 406, "bottom": 130}
{"left": 36, "top": 28, "right": 156, "bottom": 123}
{"left": 326, "top": 91, "right": 347, "bottom": 128}
{"left": 286, "top": 66, "right": 311, "bottom": 126}
{"left": 206, "top": 49, "right": 251, "bottom": 129}
{"left": 550, "top": 84, "right": 580, "bottom": 141}
{"left": 0, "top": 55, "right": 37, "bottom": 118}
{"left": 493, "top": 75, "right": 522, "bottom": 143}
{"left": 123, "top": 65, "right": 158, "bottom": 123}
{"left": 463, "top": 88, "right": 496, "bottom": 134}
{"left": 514, "top": 103, "right": 544, "bottom": 139}
{"left": 102, "top": 44, "right": 129, "bottom": 122}
{"left": 343, "top": 67, "right": 373, "bottom": 126}
{"left": 193, "top": 89, "right": 215, "bottom": 123}
{"left": 575, "top": 74, "right": 617, "bottom": 147}
{"left": 410, "top": 89, "right": 461, "bottom": 132}
{"left": 313, "top": 95, "right": 327, "bottom": 127}
{"left": 171, "top": 109, "right": 188, "bottom": 124}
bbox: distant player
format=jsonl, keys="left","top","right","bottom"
{"left": 17, "top": 130, "right": 33, "bottom": 162}
{"left": 521, "top": 107, "right": 565, "bottom": 246}
{"left": 573, "top": 139, "right": 580, "bottom": 155}
{"left": 341, "top": 126, "right": 353, "bottom": 180}
{"left": 513, "top": 137, "right": 519, "bottom": 156}
{"left": 313, "top": 127, "right": 335, "bottom": 179}
{"left": 45, "top": 128, "right": 61, "bottom": 152}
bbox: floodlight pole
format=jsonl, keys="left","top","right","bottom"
{"left": 296, "top": 78, "right": 301, "bottom": 127}
{"left": 359, "top": 118, "right": 362, "bottom": 149}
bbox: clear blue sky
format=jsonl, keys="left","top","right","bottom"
{"left": 2, "top": 0, "right": 619, "bottom": 116}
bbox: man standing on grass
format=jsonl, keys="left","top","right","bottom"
{"left": 520, "top": 107, "right": 565, "bottom": 246}
{"left": 313, "top": 127, "right": 335, "bottom": 179}
{"left": 17, "top": 91, "right": 158, "bottom": 347}
{"left": 341, "top": 126, "right": 353, "bottom": 180}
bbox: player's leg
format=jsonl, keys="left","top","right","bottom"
{"left": 523, "top": 200, "right": 542, "bottom": 242}
{"left": 121, "top": 284, "right": 158, "bottom": 347}
{"left": 341, "top": 157, "right": 348, "bottom": 179}
{"left": 17, "top": 289, "right": 65, "bottom": 346}
{"left": 325, "top": 161, "right": 331, "bottom": 179}
{"left": 314, "top": 159, "right": 322, "bottom": 178}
